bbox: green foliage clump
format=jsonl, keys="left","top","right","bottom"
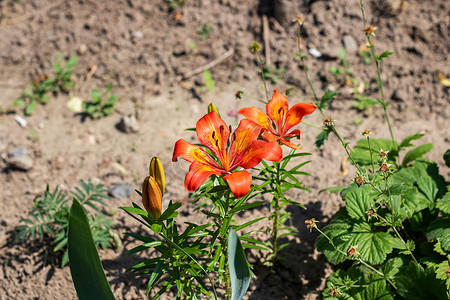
{"left": 14, "top": 54, "right": 78, "bottom": 115}
{"left": 315, "top": 141, "right": 450, "bottom": 299}
{"left": 83, "top": 84, "right": 119, "bottom": 119}
{"left": 16, "top": 180, "right": 116, "bottom": 266}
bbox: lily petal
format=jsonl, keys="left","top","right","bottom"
{"left": 238, "top": 140, "right": 282, "bottom": 169}
{"left": 223, "top": 170, "right": 252, "bottom": 198}
{"left": 229, "top": 119, "right": 263, "bottom": 169}
{"left": 261, "top": 131, "right": 279, "bottom": 143}
{"left": 283, "top": 103, "right": 316, "bottom": 134}
{"left": 239, "top": 106, "right": 274, "bottom": 131}
{"left": 196, "top": 111, "right": 230, "bottom": 161}
{"left": 280, "top": 139, "right": 302, "bottom": 150}
{"left": 185, "top": 161, "right": 223, "bottom": 192}
{"left": 172, "top": 139, "right": 222, "bottom": 169}
{"left": 266, "top": 89, "right": 289, "bottom": 132}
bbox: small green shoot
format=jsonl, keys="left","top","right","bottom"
{"left": 83, "top": 84, "right": 119, "bottom": 119}
{"left": 197, "top": 24, "right": 212, "bottom": 40}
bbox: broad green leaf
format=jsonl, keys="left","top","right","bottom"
{"left": 381, "top": 257, "right": 409, "bottom": 280}
{"left": 25, "top": 101, "right": 37, "bottom": 115}
{"left": 228, "top": 229, "right": 250, "bottom": 300}
{"left": 352, "top": 138, "right": 398, "bottom": 166}
{"left": 399, "top": 133, "right": 424, "bottom": 149}
{"left": 396, "top": 262, "right": 447, "bottom": 300}
{"left": 345, "top": 186, "right": 377, "bottom": 220}
{"left": 427, "top": 218, "right": 450, "bottom": 252}
{"left": 436, "top": 186, "right": 450, "bottom": 214}
{"left": 68, "top": 199, "right": 115, "bottom": 300}
{"left": 417, "top": 175, "right": 438, "bottom": 204}
{"left": 316, "top": 210, "right": 396, "bottom": 265}
{"left": 402, "top": 143, "right": 433, "bottom": 166}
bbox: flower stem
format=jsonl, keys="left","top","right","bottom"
{"left": 257, "top": 52, "right": 270, "bottom": 102}
{"left": 367, "top": 135, "right": 375, "bottom": 173}
{"left": 296, "top": 23, "right": 319, "bottom": 104}
{"left": 359, "top": 0, "right": 396, "bottom": 148}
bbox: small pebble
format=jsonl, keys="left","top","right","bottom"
{"left": 8, "top": 156, "right": 33, "bottom": 171}
{"left": 11, "top": 146, "right": 27, "bottom": 158}
{"left": 117, "top": 114, "right": 140, "bottom": 133}
{"left": 15, "top": 115, "right": 27, "bottom": 127}
{"left": 110, "top": 184, "right": 134, "bottom": 199}
{"left": 133, "top": 31, "right": 143, "bottom": 39}
{"left": 342, "top": 35, "right": 357, "bottom": 54}
{"left": 309, "top": 48, "right": 322, "bottom": 58}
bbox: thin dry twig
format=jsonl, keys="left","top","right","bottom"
{"left": 182, "top": 48, "right": 234, "bottom": 79}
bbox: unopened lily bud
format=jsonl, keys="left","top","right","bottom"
{"left": 208, "top": 103, "right": 220, "bottom": 117}
{"left": 142, "top": 176, "right": 162, "bottom": 219}
{"left": 149, "top": 157, "right": 165, "bottom": 196}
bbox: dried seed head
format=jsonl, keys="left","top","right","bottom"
{"left": 379, "top": 149, "right": 389, "bottom": 158}
{"left": 235, "top": 89, "right": 243, "bottom": 100}
{"left": 380, "top": 162, "right": 390, "bottom": 173}
{"left": 445, "top": 267, "right": 450, "bottom": 278}
{"left": 294, "top": 15, "right": 305, "bottom": 25}
{"left": 323, "top": 117, "right": 334, "bottom": 127}
{"left": 250, "top": 42, "right": 261, "bottom": 53}
{"left": 362, "top": 129, "right": 372, "bottom": 136}
{"left": 329, "top": 288, "right": 338, "bottom": 297}
{"left": 347, "top": 246, "right": 358, "bottom": 257}
{"left": 364, "top": 25, "right": 377, "bottom": 36}
{"left": 305, "top": 218, "right": 317, "bottom": 230}
{"left": 367, "top": 209, "right": 375, "bottom": 216}
{"left": 355, "top": 176, "right": 365, "bottom": 187}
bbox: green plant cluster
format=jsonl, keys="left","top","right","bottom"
{"left": 16, "top": 180, "right": 116, "bottom": 266}
{"left": 14, "top": 54, "right": 79, "bottom": 115}
{"left": 83, "top": 84, "right": 119, "bottom": 119}
{"left": 315, "top": 136, "right": 450, "bottom": 299}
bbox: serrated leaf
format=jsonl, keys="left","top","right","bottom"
{"left": 417, "top": 175, "right": 438, "bottom": 204}
{"left": 436, "top": 187, "right": 450, "bottom": 214}
{"left": 435, "top": 261, "right": 450, "bottom": 289}
{"left": 315, "top": 129, "right": 331, "bottom": 149}
{"left": 324, "top": 267, "right": 394, "bottom": 300}
{"left": 396, "top": 262, "right": 447, "bottom": 300}
{"left": 427, "top": 218, "right": 450, "bottom": 252}
{"left": 402, "top": 143, "right": 434, "bottom": 166}
{"left": 345, "top": 186, "right": 377, "bottom": 220}
{"left": 352, "top": 138, "right": 398, "bottom": 166}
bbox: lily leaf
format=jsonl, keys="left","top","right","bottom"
{"left": 228, "top": 229, "right": 251, "bottom": 300}
{"left": 68, "top": 198, "right": 115, "bottom": 300}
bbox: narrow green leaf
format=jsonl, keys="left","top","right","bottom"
{"left": 68, "top": 199, "right": 115, "bottom": 300}
{"left": 402, "top": 143, "right": 434, "bottom": 166}
{"left": 228, "top": 229, "right": 250, "bottom": 300}
{"left": 399, "top": 133, "right": 424, "bottom": 148}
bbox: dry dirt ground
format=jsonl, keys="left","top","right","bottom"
{"left": 0, "top": 0, "right": 449, "bottom": 299}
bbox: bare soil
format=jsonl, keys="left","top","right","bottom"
{"left": 0, "top": 0, "right": 449, "bottom": 299}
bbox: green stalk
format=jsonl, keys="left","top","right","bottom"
{"left": 296, "top": 23, "right": 319, "bottom": 104}
{"left": 367, "top": 135, "right": 375, "bottom": 173}
{"left": 271, "top": 161, "right": 282, "bottom": 266}
{"left": 359, "top": 0, "right": 396, "bottom": 148}
{"left": 257, "top": 52, "right": 270, "bottom": 102}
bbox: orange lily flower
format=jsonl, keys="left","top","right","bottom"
{"left": 172, "top": 111, "right": 282, "bottom": 198}
{"left": 239, "top": 89, "right": 316, "bottom": 150}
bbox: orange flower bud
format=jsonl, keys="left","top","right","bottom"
{"left": 149, "top": 157, "right": 165, "bottom": 196}
{"left": 142, "top": 176, "right": 162, "bottom": 219}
